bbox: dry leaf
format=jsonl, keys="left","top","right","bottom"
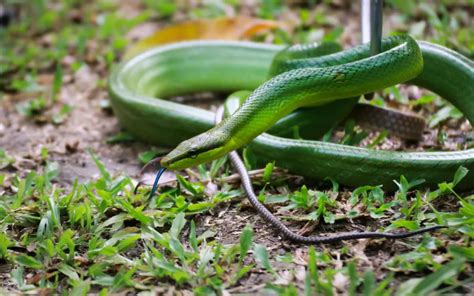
{"left": 124, "top": 16, "right": 283, "bottom": 59}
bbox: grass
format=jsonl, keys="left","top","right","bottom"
{"left": 1, "top": 149, "right": 472, "bottom": 294}
{"left": 1, "top": 0, "right": 473, "bottom": 294}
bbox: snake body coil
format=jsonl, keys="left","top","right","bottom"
{"left": 109, "top": 36, "right": 474, "bottom": 190}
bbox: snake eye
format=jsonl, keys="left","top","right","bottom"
{"left": 187, "top": 148, "right": 199, "bottom": 159}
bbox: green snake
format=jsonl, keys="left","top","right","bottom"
{"left": 109, "top": 35, "right": 474, "bottom": 191}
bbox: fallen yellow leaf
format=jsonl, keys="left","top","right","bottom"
{"left": 124, "top": 16, "right": 282, "bottom": 59}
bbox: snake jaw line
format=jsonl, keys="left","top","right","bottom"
{"left": 161, "top": 145, "right": 229, "bottom": 170}
{"left": 161, "top": 130, "right": 230, "bottom": 170}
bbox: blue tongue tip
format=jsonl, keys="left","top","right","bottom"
{"left": 149, "top": 167, "right": 167, "bottom": 198}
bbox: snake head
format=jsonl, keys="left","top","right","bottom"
{"left": 161, "top": 129, "right": 230, "bottom": 170}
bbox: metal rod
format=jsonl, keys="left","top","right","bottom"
{"left": 362, "top": 0, "right": 383, "bottom": 100}
{"left": 361, "top": 0, "right": 371, "bottom": 43}
{"left": 370, "top": 0, "right": 383, "bottom": 56}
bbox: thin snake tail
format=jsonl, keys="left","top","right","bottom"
{"left": 228, "top": 150, "right": 446, "bottom": 244}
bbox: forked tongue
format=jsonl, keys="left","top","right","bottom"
{"left": 133, "top": 157, "right": 168, "bottom": 197}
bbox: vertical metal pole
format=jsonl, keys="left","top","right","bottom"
{"left": 370, "top": 0, "right": 383, "bottom": 56}
{"left": 362, "top": 0, "right": 383, "bottom": 99}
{"left": 361, "top": 0, "right": 371, "bottom": 44}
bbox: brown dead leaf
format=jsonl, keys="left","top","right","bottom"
{"left": 74, "top": 255, "right": 89, "bottom": 265}
{"left": 26, "top": 272, "right": 55, "bottom": 285}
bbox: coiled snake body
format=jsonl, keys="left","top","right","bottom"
{"left": 110, "top": 35, "right": 474, "bottom": 191}
{"left": 110, "top": 35, "right": 474, "bottom": 243}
